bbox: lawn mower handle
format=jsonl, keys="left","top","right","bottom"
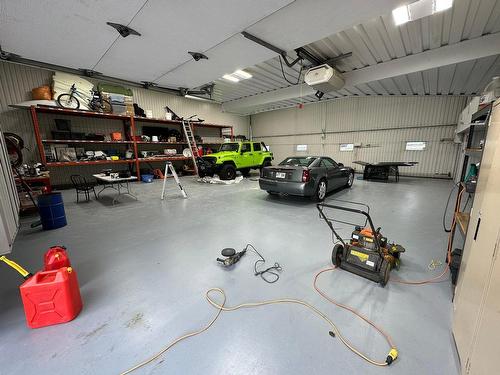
{"left": 316, "top": 203, "right": 382, "bottom": 253}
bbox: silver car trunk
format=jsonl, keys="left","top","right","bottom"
{"left": 262, "top": 165, "right": 305, "bottom": 182}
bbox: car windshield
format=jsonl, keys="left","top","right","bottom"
{"left": 279, "top": 157, "right": 317, "bottom": 167}
{"left": 218, "top": 143, "right": 239, "bottom": 152}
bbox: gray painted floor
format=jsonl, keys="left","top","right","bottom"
{"left": 0, "top": 175, "right": 460, "bottom": 375}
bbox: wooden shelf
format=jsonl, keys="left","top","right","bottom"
{"left": 42, "top": 139, "right": 133, "bottom": 144}
{"left": 455, "top": 212, "right": 470, "bottom": 235}
{"left": 33, "top": 106, "right": 130, "bottom": 120}
{"left": 465, "top": 148, "right": 483, "bottom": 153}
{"left": 26, "top": 105, "right": 234, "bottom": 180}
{"left": 46, "top": 160, "right": 135, "bottom": 167}
{"left": 134, "top": 116, "right": 232, "bottom": 129}
{"left": 138, "top": 156, "right": 190, "bottom": 162}
{"left": 135, "top": 141, "right": 186, "bottom": 145}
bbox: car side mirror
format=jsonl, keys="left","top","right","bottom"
{"left": 338, "top": 163, "right": 344, "bottom": 167}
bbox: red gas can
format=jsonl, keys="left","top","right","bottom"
{"left": 20, "top": 267, "right": 83, "bottom": 329}
{"left": 44, "top": 246, "right": 71, "bottom": 271}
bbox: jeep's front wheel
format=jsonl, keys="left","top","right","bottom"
{"left": 219, "top": 164, "right": 236, "bottom": 180}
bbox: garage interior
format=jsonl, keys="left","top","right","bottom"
{"left": 1, "top": 1, "right": 500, "bottom": 374}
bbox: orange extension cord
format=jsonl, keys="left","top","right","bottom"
{"left": 121, "top": 193, "right": 462, "bottom": 373}
{"left": 390, "top": 188, "right": 464, "bottom": 285}
{"left": 313, "top": 266, "right": 397, "bottom": 350}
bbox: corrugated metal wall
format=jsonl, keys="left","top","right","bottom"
{"left": 251, "top": 96, "right": 468, "bottom": 178}
{"left": 0, "top": 62, "right": 249, "bottom": 186}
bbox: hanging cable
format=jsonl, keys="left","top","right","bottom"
{"left": 278, "top": 55, "right": 303, "bottom": 85}
{"left": 392, "top": 188, "right": 465, "bottom": 285}
{"left": 442, "top": 183, "right": 459, "bottom": 232}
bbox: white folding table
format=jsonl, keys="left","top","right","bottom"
{"left": 93, "top": 174, "right": 138, "bottom": 204}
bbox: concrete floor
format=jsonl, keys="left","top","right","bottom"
{"left": 0, "top": 175, "right": 460, "bottom": 375}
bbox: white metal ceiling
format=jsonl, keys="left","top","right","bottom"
{"left": 216, "top": 0, "right": 500, "bottom": 114}
{"left": 0, "top": 0, "right": 403, "bottom": 90}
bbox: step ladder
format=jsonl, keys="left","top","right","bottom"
{"left": 161, "top": 162, "right": 188, "bottom": 200}
{"left": 182, "top": 119, "right": 199, "bottom": 175}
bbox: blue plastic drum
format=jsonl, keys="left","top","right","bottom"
{"left": 37, "top": 193, "right": 67, "bottom": 230}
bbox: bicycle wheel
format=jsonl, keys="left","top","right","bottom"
{"left": 99, "top": 98, "right": 111, "bottom": 113}
{"left": 57, "top": 94, "right": 80, "bottom": 109}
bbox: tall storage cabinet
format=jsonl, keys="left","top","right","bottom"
{"left": 0, "top": 130, "right": 20, "bottom": 254}
{"left": 452, "top": 98, "right": 500, "bottom": 374}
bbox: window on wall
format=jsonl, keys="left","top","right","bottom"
{"left": 296, "top": 144, "right": 308, "bottom": 152}
{"left": 406, "top": 141, "right": 426, "bottom": 151}
{"left": 340, "top": 143, "right": 354, "bottom": 151}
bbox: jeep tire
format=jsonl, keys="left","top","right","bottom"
{"left": 220, "top": 164, "right": 236, "bottom": 180}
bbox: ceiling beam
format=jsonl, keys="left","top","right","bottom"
{"left": 222, "top": 33, "right": 500, "bottom": 114}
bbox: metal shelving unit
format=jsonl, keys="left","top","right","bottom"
{"left": 28, "top": 106, "right": 234, "bottom": 179}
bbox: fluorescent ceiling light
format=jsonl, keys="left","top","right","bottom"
{"left": 433, "top": 0, "right": 453, "bottom": 12}
{"left": 392, "top": 5, "right": 410, "bottom": 25}
{"left": 222, "top": 74, "right": 240, "bottom": 82}
{"left": 222, "top": 69, "right": 252, "bottom": 82}
{"left": 184, "top": 94, "right": 217, "bottom": 103}
{"left": 392, "top": 0, "right": 453, "bottom": 25}
{"left": 233, "top": 70, "right": 252, "bottom": 79}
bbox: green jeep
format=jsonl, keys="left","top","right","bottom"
{"left": 197, "top": 141, "right": 273, "bottom": 180}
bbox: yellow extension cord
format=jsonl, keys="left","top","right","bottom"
{"left": 120, "top": 287, "right": 394, "bottom": 375}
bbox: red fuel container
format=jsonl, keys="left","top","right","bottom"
{"left": 44, "top": 246, "right": 71, "bottom": 271}
{"left": 20, "top": 267, "right": 83, "bottom": 329}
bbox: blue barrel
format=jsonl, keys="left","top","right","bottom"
{"left": 37, "top": 193, "right": 67, "bottom": 230}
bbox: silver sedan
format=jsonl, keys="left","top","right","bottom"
{"left": 259, "top": 156, "right": 355, "bottom": 201}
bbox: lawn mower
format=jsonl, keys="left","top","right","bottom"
{"left": 317, "top": 201, "right": 405, "bottom": 286}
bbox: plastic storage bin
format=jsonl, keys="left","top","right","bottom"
{"left": 141, "top": 174, "right": 154, "bottom": 183}
{"left": 20, "top": 267, "right": 83, "bottom": 329}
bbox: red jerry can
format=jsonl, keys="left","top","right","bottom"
{"left": 19, "top": 267, "right": 83, "bottom": 329}
{"left": 44, "top": 246, "right": 71, "bottom": 271}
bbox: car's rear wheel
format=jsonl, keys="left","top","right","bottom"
{"left": 219, "top": 164, "right": 236, "bottom": 180}
{"left": 240, "top": 168, "right": 251, "bottom": 177}
{"left": 346, "top": 172, "right": 354, "bottom": 188}
{"left": 312, "top": 179, "right": 327, "bottom": 201}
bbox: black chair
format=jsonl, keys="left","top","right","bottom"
{"left": 70, "top": 175, "right": 97, "bottom": 203}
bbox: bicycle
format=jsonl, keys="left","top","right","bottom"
{"left": 57, "top": 84, "right": 111, "bottom": 112}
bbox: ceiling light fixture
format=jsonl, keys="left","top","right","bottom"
{"left": 222, "top": 69, "right": 252, "bottom": 83}
{"left": 184, "top": 94, "right": 217, "bottom": 103}
{"left": 222, "top": 74, "right": 240, "bottom": 82}
{"left": 392, "top": 0, "right": 453, "bottom": 26}
{"left": 392, "top": 5, "right": 410, "bottom": 25}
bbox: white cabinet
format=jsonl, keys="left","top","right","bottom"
{"left": 0, "top": 130, "right": 20, "bottom": 255}
{"left": 452, "top": 99, "right": 500, "bottom": 374}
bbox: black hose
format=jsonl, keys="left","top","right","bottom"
{"left": 443, "top": 183, "right": 459, "bottom": 233}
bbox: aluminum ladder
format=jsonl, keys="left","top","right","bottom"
{"left": 181, "top": 119, "right": 199, "bottom": 174}
{"left": 161, "top": 162, "right": 188, "bottom": 200}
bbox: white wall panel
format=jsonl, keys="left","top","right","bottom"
{"left": 252, "top": 96, "right": 467, "bottom": 178}
{"left": 0, "top": 62, "right": 249, "bottom": 186}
